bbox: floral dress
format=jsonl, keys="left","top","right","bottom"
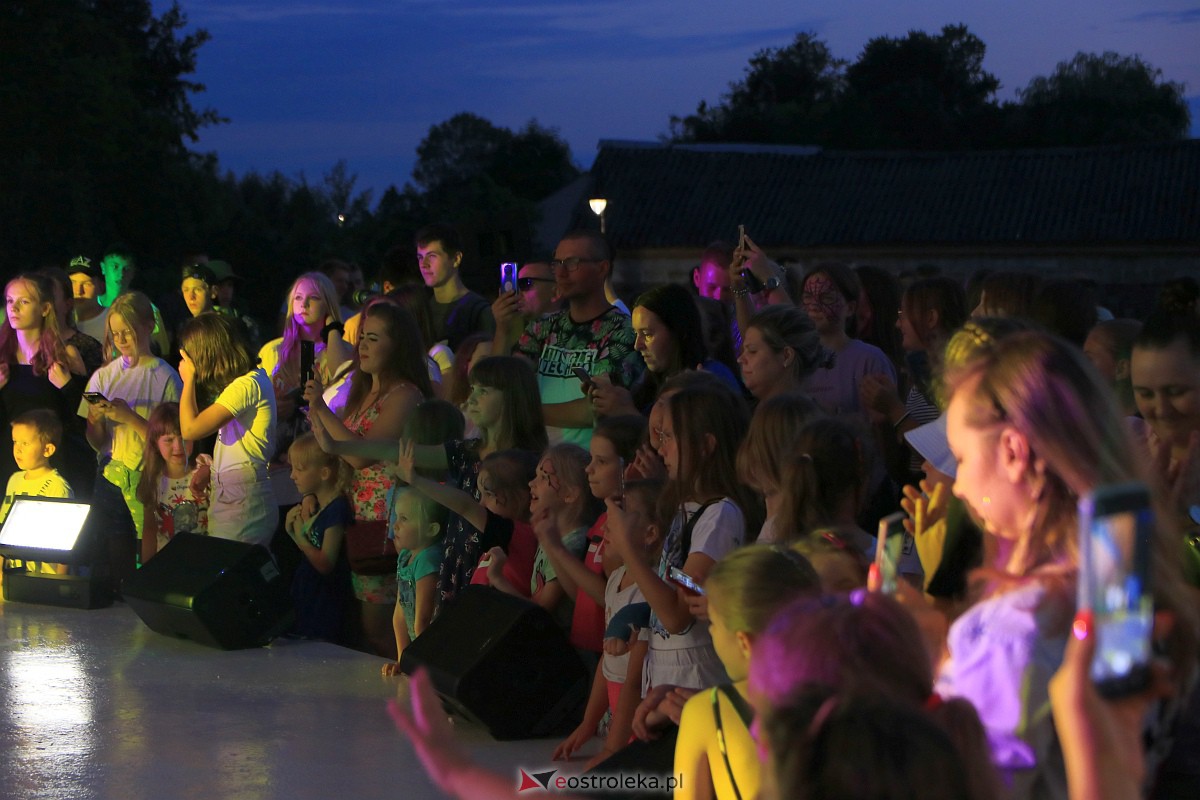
{"left": 345, "top": 387, "right": 405, "bottom": 604}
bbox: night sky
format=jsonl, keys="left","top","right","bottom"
{"left": 163, "top": 0, "right": 1200, "bottom": 199}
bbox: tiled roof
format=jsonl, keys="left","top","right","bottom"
{"left": 578, "top": 139, "right": 1200, "bottom": 249}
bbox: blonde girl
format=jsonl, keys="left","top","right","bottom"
{"left": 83, "top": 291, "right": 182, "bottom": 562}
{"left": 285, "top": 433, "right": 355, "bottom": 643}
{"left": 938, "top": 330, "right": 1197, "bottom": 791}
{"left": 673, "top": 545, "right": 820, "bottom": 800}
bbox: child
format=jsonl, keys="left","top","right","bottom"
{"left": 605, "top": 384, "right": 754, "bottom": 693}
{"left": 390, "top": 490, "right": 447, "bottom": 662}
{"left": 735, "top": 392, "right": 821, "bottom": 542}
{"left": 313, "top": 355, "right": 547, "bottom": 607}
{"left": 381, "top": 444, "right": 539, "bottom": 676}
{"left": 81, "top": 291, "right": 182, "bottom": 558}
{"left": 1, "top": 410, "right": 73, "bottom": 575}
{"left": 554, "top": 479, "right": 663, "bottom": 766}
{"left": 284, "top": 433, "right": 354, "bottom": 643}
{"left": 538, "top": 414, "right": 646, "bottom": 657}
{"left": 135, "top": 402, "right": 211, "bottom": 564}
{"left": 672, "top": 545, "right": 820, "bottom": 800}
{"left": 178, "top": 312, "right": 278, "bottom": 546}
{"left": 488, "top": 443, "right": 600, "bottom": 622}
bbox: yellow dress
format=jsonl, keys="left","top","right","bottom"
{"left": 674, "top": 681, "right": 758, "bottom": 800}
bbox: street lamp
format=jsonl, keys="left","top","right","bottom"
{"left": 589, "top": 197, "right": 607, "bottom": 234}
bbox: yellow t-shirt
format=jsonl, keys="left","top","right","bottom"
{"left": 0, "top": 469, "right": 74, "bottom": 575}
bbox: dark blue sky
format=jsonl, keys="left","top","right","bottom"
{"left": 164, "top": 1, "right": 1200, "bottom": 201}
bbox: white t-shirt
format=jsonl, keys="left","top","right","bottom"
{"left": 78, "top": 356, "right": 182, "bottom": 469}
{"left": 603, "top": 565, "right": 646, "bottom": 685}
{"left": 649, "top": 499, "right": 745, "bottom": 647}
{"left": 212, "top": 369, "right": 277, "bottom": 474}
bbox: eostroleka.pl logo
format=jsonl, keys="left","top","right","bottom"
{"left": 517, "top": 768, "right": 681, "bottom": 794}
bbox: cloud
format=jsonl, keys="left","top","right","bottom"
{"left": 189, "top": 2, "right": 395, "bottom": 24}
{"left": 1125, "top": 8, "right": 1200, "bottom": 25}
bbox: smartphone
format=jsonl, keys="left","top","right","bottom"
{"left": 83, "top": 392, "right": 107, "bottom": 404}
{"left": 874, "top": 512, "right": 907, "bottom": 594}
{"left": 500, "top": 262, "right": 519, "bottom": 294}
{"left": 1078, "top": 482, "right": 1155, "bottom": 697}
{"left": 669, "top": 566, "right": 705, "bottom": 596}
{"left": 572, "top": 366, "right": 597, "bottom": 391}
{"left": 299, "top": 340, "right": 315, "bottom": 387}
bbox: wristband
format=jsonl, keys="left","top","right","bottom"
{"left": 731, "top": 283, "right": 751, "bottom": 299}
{"left": 320, "top": 321, "right": 344, "bottom": 341}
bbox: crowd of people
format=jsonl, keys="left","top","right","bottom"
{"left": 1, "top": 225, "right": 1199, "bottom": 800}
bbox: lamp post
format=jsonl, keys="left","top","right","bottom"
{"left": 589, "top": 197, "right": 608, "bottom": 234}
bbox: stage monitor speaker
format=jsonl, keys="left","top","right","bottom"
{"left": 124, "top": 533, "right": 294, "bottom": 650}
{"left": 400, "top": 585, "right": 589, "bottom": 740}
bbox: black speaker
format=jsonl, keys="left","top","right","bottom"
{"left": 400, "top": 585, "right": 589, "bottom": 740}
{"left": 124, "top": 533, "right": 294, "bottom": 650}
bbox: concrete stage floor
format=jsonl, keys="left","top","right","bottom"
{"left": 0, "top": 598, "right": 588, "bottom": 799}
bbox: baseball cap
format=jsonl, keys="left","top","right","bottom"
{"left": 903, "top": 414, "right": 955, "bottom": 479}
{"left": 67, "top": 255, "right": 102, "bottom": 280}
{"left": 181, "top": 263, "right": 217, "bottom": 285}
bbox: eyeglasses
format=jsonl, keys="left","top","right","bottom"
{"left": 653, "top": 426, "right": 675, "bottom": 446}
{"left": 549, "top": 257, "right": 599, "bottom": 273}
{"left": 517, "top": 276, "right": 555, "bottom": 290}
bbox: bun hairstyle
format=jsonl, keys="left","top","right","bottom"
{"left": 746, "top": 305, "right": 834, "bottom": 383}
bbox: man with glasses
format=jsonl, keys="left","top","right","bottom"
{"left": 415, "top": 223, "right": 495, "bottom": 352}
{"left": 508, "top": 230, "right": 643, "bottom": 446}
{"left": 491, "top": 259, "right": 559, "bottom": 354}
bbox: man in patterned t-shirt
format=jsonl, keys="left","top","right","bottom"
{"left": 511, "top": 230, "right": 644, "bottom": 446}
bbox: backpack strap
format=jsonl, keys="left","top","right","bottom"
{"left": 679, "top": 499, "right": 721, "bottom": 562}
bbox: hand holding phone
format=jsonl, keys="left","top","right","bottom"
{"left": 573, "top": 366, "right": 597, "bottom": 392}
{"left": 669, "top": 566, "right": 705, "bottom": 596}
{"left": 83, "top": 392, "right": 108, "bottom": 405}
{"left": 1078, "top": 482, "right": 1154, "bottom": 697}
{"left": 500, "top": 262, "right": 519, "bottom": 294}
{"left": 874, "top": 512, "right": 907, "bottom": 595}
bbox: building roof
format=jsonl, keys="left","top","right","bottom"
{"left": 578, "top": 139, "right": 1200, "bottom": 250}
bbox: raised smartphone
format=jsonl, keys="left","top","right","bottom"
{"left": 299, "top": 339, "right": 315, "bottom": 386}
{"left": 500, "top": 262, "right": 519, "bottom": 294}
{"left": 874, "top": 511, "right": 907, "bottom": 594}
{"left": 83, "top": 392, "right": 107, "bottom": 404}
{"left": 1078, "top": 482, "right": 1155, "bottom": 697}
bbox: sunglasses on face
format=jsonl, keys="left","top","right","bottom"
{"left": 518, "top": 276, "right": 555, "bottom": 290}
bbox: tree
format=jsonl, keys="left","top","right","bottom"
{"left": 1010, "top": 52, "right": 1190, "bottom": 146}
{"left": 836, "top": 24, "right": 1001, "bottom": 149}
{"left": 669, "top": 32, "right": 844, "bottom": 143}
{"left": 0, "top": 0, "right": 222, "bottom": 268}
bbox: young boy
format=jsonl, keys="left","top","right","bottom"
{"left": 1, "top": 410, "right": 74, "bottom": 575}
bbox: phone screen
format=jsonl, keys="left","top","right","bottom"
{"left": 500, "top": 262, "right": 519, "bottom": 294}
{"left": 874, "top": 512, "right": 907, "bottom": 594}
{"left": 669, "top": 567, "right": 704, "bottom": 596}
{"left": 1079, "top": 483, "right": 1154, "bottom": 696}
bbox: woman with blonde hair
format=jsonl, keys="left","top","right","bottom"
{"left": 936, "top": 330, "right": 1198, "bottom": 794}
